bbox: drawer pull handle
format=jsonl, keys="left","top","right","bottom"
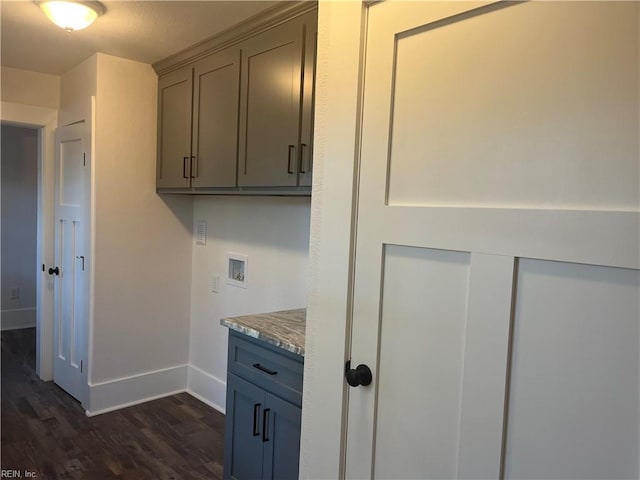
{"left": 262, "top": 408, "right": 271, "bottom": 442}
{"left": 252, "top": 403, "right": 261, "bottom": 437}
{"left": 253, "top": 363, "right": 278, "bottom": 376}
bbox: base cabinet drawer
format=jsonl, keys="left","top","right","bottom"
{"left": 228, "top": 332, "right": 303, "bottom": 406}
{"left": 224, "top": 336, "right": 303, "bottom": 480}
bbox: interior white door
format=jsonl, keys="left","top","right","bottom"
{"left": 52, "top": 123, "right": 89, "bottom": 404}
{"left": 346, "top": 1, "right": 639, "bottom": 479}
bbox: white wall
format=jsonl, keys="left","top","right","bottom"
{"left": 3, "top": 57, "right": 311, "bottom": 414}
{"left": 88, "top": 54, "right": 193, "bottom": 404}
{"left": 188, "top": 195, "right": 311, "bottom": 410}
{"left": 300, "top": 2, "right": 363, "bottom": 477}
{"left": 1, "top": 66, "right": 60, "bottom": 109}
{"left": 1, "top": 83, "right": 59, "bottom": 380}
{"left": 1, "top": 125, "right": 38, "bottom": 330}
{"left": 59, "top": 56, "right": 96, "bottom": 126}
{"left": 56, "top": 53, "right": 194, "bottom": 413}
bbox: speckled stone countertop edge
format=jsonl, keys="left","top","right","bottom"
{"left": 220, "top": 308, "right": 306, "bottom": 357}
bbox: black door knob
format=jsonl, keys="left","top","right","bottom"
{"left": 345, "top": 364, "right": 372, "bottom": 387}
{"left": 48, "top": 267, "right": 59, "bottom": 276}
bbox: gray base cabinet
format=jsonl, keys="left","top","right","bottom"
{"left": 225, "top": 374, "right": 301, "bottom": 480}
{"left": 224, "top": 332, "right": 303, "bottom": 480}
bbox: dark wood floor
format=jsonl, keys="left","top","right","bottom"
{"left": 1, "top": 328, "right": 226, "bottom": 479}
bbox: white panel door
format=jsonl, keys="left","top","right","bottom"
{"left": 52, "top": 123, "right": 89, "bottom": 404}
{"left": 346, "top": 1, "right": 639, "bottom": 479}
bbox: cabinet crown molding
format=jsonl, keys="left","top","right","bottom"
{"left": 153, "top": 1, "right": 317, "bottom": 77}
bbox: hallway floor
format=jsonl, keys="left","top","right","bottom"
{"left": 1, "top": 328, "right": 225, "bottom": 479}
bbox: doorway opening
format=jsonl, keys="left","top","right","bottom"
{"left": 1, "top": 125, "right": 39, "bottom": 368}
{"left": 1, "top": 103, "right": 58, "bottom": 383}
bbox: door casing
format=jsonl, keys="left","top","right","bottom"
{"left": 1, "top": 101, "right": 93, "bottom": 410}
{"left": 1, "top": 101, "right": 57, "bottom": 382}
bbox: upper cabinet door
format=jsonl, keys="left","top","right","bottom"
{"left": 238, "top": 20, "right": 304, "bottom": 187}
{"left": 157, "top": 67, "right": 193, "bottom": 189}
{"left": 192, "top": 48, "right": 241, "bottom": 188}
{"left": 298, "top": 12, "right": 317, "bottom": 188}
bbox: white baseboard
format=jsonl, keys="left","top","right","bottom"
{"left": 186, "top": 364, "right": 226, "bottom": 414}
{"left": 86, "top": 364, "right": 188, "bottom": 416}
{"left": 83, "top": 363, "right": 227, "bottom": 416}
{"left": 1, "top": 308, "right": 36, "bottom": 331}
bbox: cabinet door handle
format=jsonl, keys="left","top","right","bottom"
{"left": 182, "top": 156, "right": 189, "bottom": 179}
{"left": 299, "top": 143, "right": 307, "bottom": 173}
{"left": 252, "top": 403, "right": 261, "bottom": 437}
{"left": 253, "top": 363, "right": 278, "bottom": 376}
{"left": 191, "top": 156, "right": 197, "bottom": 178}
{"left": 287, "top": 145, "right": 296, "bottom": 174}
{"left": 262, "top": 408, "right": 271, "bottom": 442}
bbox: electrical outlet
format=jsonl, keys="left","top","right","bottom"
{"left": 10, "top": 287, "right": 19, "bottom": 300}
{"left": 211, "top": 275, "right": 220, "bottom": 293}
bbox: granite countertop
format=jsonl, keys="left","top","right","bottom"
{"left": 220, "top": 308, "right": 306, "bottom": 356}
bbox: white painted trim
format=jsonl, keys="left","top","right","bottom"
{"left": 85, "top": 389, "right": 187, "bottom": 417}
{"left": 301, "top": 2, "right": 367, "bottom": 478}
{"left": 1, "top": 101, "right": 57, "bottom": 382}
{"left": 83, "top": 95, "right": 97, "bottom": 409}
{"left": 84, "top": 363, "right": 227, "bottom": 416}
{"left": 1, "top": 308, "right": 37, "bottom": 331}
{"left": 187, "top": 389, "right": 225, "bottom": 415}
{"left": 86, "top": 364, "right": 188, "bottom": 415}
{"left": 186, "top": 364, "right": 227, "bottom": 414}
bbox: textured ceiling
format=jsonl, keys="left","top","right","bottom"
{"left": 1, "top": 0, "right": 278, "bottom": 75}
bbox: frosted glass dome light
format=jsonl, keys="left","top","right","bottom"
{"left": 37, "top": 1, "right": 105, "bottom": 31}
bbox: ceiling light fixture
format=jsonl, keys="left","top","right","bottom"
{"left": 36, "top": 1, "right": 105, "bottom": 32}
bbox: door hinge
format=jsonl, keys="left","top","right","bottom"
{"left": 83, "top": 152, "right": 86, "bottom": 166}
{"left": 80, "top": 360, "right": 83, "bottom": 373}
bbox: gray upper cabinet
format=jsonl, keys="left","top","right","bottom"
{"left": 157, "top": 48, "right": 240, "bottom": 190}
{"left": 192, "top": 49, "right": 240, "bottom": 189}
{"left": 155, "top": 3, "right": 317, "bottom": 194}
{"left": 157, "top": 68, "right": 193, "bottom": 189}
{"left": 238, "top": 12, "right": 317, "bottom": 188}
{"left": 238, "top": 19, "right": 303, "bottom": 187}
{"left": 299, "top": 16, "right": 317, "bottom": 187}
